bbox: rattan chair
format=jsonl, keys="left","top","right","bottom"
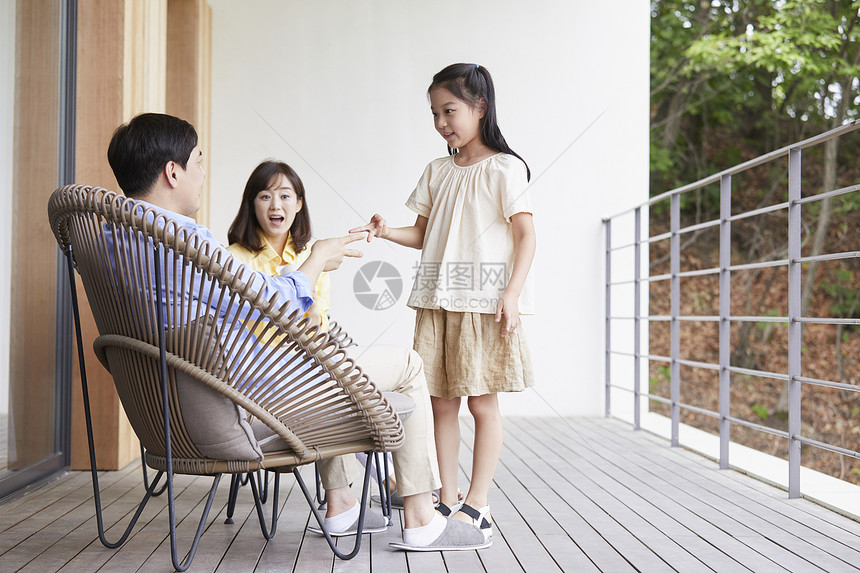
{"left": 48, "top": 184, "right": 407, "bottom": 570}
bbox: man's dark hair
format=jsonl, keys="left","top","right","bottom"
{"left": 107, "top": 113, "right": 198, "bottom": 197}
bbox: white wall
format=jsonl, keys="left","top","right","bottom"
{"left": 208, "top": 0, "right": 649, "bottom": 416}
{"left": 0, "top": 0, "right": 15, "bottom": 416}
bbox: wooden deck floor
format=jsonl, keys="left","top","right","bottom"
{"left": 2, "top": 416, "right": 860, "bottom": 572}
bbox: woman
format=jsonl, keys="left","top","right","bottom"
{"left": 228, "top": 159, "right": 404, "bottom": 509}
{"left": 227, "top": 160, "right": 330, "bottom": 331}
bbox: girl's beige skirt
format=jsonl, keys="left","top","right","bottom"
{"left": 413, "top": 307, "right": 535, "bottom": 399}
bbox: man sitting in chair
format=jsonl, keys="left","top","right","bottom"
{"left": 106, "top": 112, "right": 488, "bottom": 552}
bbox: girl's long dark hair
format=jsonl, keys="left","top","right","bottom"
{"left": 227, "top": 160, "right": 312, "bottom": 253}
{"left": 429, "top": 63, "right": 530, "bottom": 181}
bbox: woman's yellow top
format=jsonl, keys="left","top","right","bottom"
{"left": 228, "top": 230, "right": 331, "bottom": 332}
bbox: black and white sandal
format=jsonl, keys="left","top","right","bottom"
{"left": 456, "top": 503, "right": 492, "bottom": 540}
{"left": 436, "top": 501, "right": 462, "bottom": 516}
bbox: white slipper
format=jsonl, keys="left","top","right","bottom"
{"left": 306, "top": 509, "right": 388, "bottom": 537}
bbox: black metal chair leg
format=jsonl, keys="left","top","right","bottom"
{"left": 167, "top": 474, "right": 222, "bottom": 572}
{"left": 225, "top": 474, "right": 242, "bottom": 524}
{"left": 258, "top": 469, "right": 269, "bottom": 504}
{"left": 313, "top": 463, "right": 327, "bottom": 509}
{"left": 66, "top": 245, "right": 162, "bottom": 548}
{"left": 372, "top": 453, "right": 390, "bottom": 522}
{"left": 382, "top": 453, "right": 393, "bottom": 522}
{"left": 140, "top": 444, "right": 167, "bottom": 497}
{"left": 225, "top": 468, "right": 273, "bottom": 525}
{"left": 248, "top": 470, "right": 280, "bottom": 539}
{"left": 293, "top": 451, "right": 377, "bottom": 560}
{"left": 152, "top": 246, "right": 218, "bottom": 572}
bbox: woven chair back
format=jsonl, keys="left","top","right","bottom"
{"left": 48, "top": 185, "right": 404, "bottom": 473}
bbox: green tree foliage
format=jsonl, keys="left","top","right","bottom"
{"left": 651, "top": 0, "right": 860, "bottom": 203}
{"left": 650, "top": 3, "right": 860, "bottom": 484}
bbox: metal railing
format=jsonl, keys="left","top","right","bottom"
{"left": 604, "top": 120, "right": 860, "bottom": 498}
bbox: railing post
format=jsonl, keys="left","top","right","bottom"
{"left": 605, "top": 219, "right": 612, "bottom": 418}
{"left": 670, "top": 193, "right": 680, "bottom": 446}
{"left": 719, "top": 174, "right": 731, "bottom": 469}
{"left": 788, "top": 147, "right": 802, "bottom": 498}
{"left": 634, "top": 206, "right": 642, "bottom": 430}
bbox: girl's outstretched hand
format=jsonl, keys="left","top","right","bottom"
{"left": 495, "top": 291, "right": 520, "bottom": 337}
{"left": 349, "top": 214, "right": 389, "bottom": 242}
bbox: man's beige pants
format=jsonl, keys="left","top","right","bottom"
{"left": 317, "top": 345, "right": 441, "bottom": 497}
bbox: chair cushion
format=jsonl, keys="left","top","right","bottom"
{"left": 171, "top": 316, "right": 263, "bottom": 462}
{"left": 174, "top": 369, "right": 263, "bottom": 461}
{"left": 250, "top": 419, "right": 290, "bottom": 453}
{"left": 249, "top": 391, "right": 414, "bottom": 454}
{"left": 382, "top": 391, "right": 415, "bottom": 421}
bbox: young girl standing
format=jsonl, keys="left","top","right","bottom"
{"left": 351, "top": 63, "right": 536, "bottom": 542}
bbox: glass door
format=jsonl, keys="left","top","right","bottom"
{"left": 0, "top": 0, "right": 13, "bottom": 483}
{"left": 0, "top": 0, "right": 74, "bottom": 500}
